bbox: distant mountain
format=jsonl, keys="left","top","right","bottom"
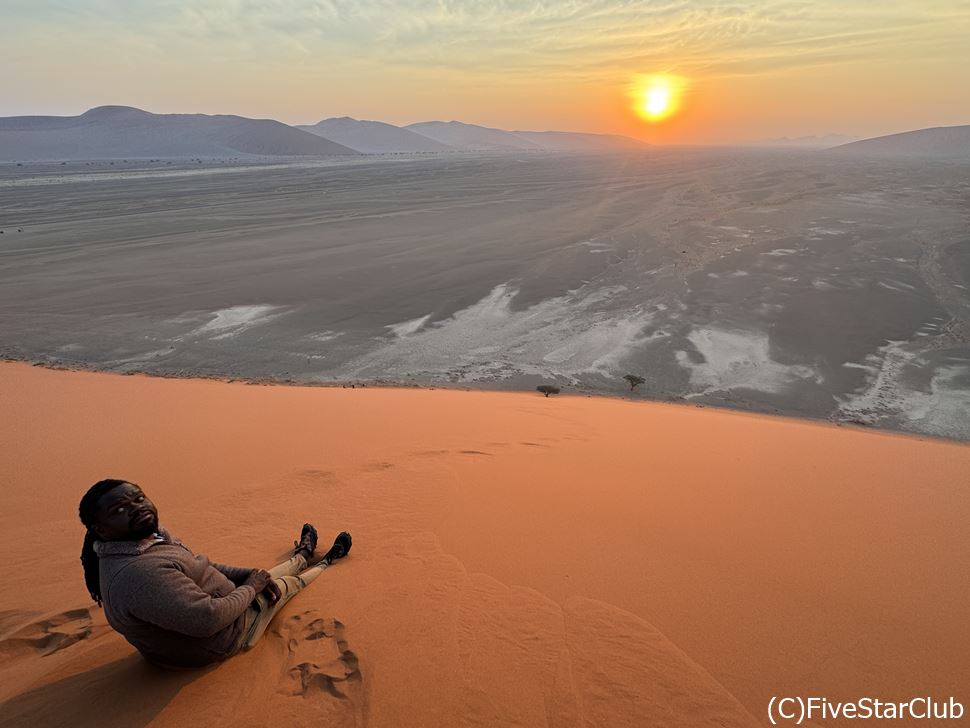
{"left": 0, "top": 106, "right": 358, "bottom": 160}
{"left": 833, "top": 125, "right": 970, "bottom": 158}
{"left": 297, "top": 117, "right": 452, "bottom": 153}
{"left": 512, "top": 130, "right": 647, "bottom": 152}
{"left": 407, "top": 121, "right": 544, "bottom": 151}
{"left": 406, "top": 120, "right": 645, "bottom": 152}
{"left": 754, "top": 133, "right": 857, "bottom": 149}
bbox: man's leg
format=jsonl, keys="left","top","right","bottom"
{"left": 236, "top": 532, "right": 351, "bottom": 652}
{"left": 267, "top": 553, "right": 308, "bottom": 579}
{"left": 239, "top": 560, "right": 331, "bottom": 650}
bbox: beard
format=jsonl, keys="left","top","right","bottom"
{"left": 129, "top": 516, "right": 159, "bottom": 540}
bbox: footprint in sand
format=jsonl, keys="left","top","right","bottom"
{"left": 0, "top": 607, "right": 93, "bottom": 657}
{"left": 364, "top": 461, "right": 394, "bottom": 472}
{"left": 272, "top": 611, "right": 360, "bottom": 700}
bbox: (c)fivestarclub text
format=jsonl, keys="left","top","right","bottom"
{"left": 768, "top": 696, "right": 964, "bottom": 724}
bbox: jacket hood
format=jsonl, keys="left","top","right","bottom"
{"left": 93, "top": 528, "right": 179, "bottom": 557}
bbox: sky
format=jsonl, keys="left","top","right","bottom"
{"left": 3, "top": 0, "right": 970, "bottom": 144}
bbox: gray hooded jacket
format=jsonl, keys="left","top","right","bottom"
{"left": 95, "top": 529, "right": 255, "bottom": 667}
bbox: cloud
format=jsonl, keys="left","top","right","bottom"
{"left": 7, "top": 0, "right": 969, "bottom": 79}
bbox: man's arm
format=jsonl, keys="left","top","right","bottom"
{"left": 212, "top": 562, "right": 253, "bottom": 586}
{"left": 125, "top": 562, "right": 256, "bottom": 638}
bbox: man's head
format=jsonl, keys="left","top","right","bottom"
{"left": 79, "top": 479, "right": 158, "bottom": 542}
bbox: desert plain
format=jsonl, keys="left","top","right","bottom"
{"left": 2, "top": 149, "right": 969, "bottom": 439}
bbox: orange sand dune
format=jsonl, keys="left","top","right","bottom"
{"left": 0, "top": 361, "right": 968, "bottom": 727}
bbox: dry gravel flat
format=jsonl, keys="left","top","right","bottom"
{"left": 1, "top": 150, "right": 968, "bottom": 438}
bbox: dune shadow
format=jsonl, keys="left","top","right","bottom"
{"left": 0, "top": 653, "right": 205, "bottom": 728}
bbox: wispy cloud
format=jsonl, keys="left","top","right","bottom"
{"left": 7, "top": 0, "right": 969, "bottom": 76}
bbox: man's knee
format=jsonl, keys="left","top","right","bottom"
{"left": 278, "top": 575, "right": 303, "bottom": 595}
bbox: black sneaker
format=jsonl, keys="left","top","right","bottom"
{"left": 293, "top": 523, "right": 318, "bottom": 559}
{"left": 321, "top": 531, "right": 352, "bottom": 565}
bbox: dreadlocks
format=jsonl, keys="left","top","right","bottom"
{"left": 78, "top": 478, "right": 130, "bottom": 607}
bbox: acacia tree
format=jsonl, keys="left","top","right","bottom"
{"left": 536, "top": 385, "right": 561, "bottom": 397}
{"left": 623, "top": 374, "right": 645, "bottom": 391}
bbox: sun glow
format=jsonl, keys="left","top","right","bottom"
{"left": 632, "top": 74, "right": 685, "bottom": 123}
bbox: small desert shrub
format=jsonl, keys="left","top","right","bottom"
{"left": 536, "top": 385, "right": 560, "bottom": 397}
{"left": 623, "top": 374, "right": 645, "bottom": 391}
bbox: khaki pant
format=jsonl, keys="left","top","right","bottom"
{"left": 234, "top": 553, "right": 330, "bottom": 651}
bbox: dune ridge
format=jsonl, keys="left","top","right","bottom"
{"left": 1, "top": 361, "right": 968, "bottom": 726}
{"left": 833, "top": 125, "right": 970, "bottom": 158}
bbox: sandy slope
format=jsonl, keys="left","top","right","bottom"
{"left": 0, "top": 361, "right": 967, "bottom": 727}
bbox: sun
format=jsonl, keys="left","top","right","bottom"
{"left": 645, "top": 85, "right": 671, "bottom": 116}
{"left": 632, "top": 74, "right": 685, "bottom": 123}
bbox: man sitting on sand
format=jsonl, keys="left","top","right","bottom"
{"left": 77, "top": 478, "right": 352, "bottom": 668}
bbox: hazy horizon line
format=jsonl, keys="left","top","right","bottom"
{"left": 4, "top": 101, "right": 955, "bottom": 147}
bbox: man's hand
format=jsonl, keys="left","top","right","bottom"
{"left": 262, "top": 579, "right": 282, "bottom": 604}
{"left": 242, "top": 569, "right": 282, "bottom": 604}
{"left": 243, "top": 568, "right": 271, "bottom": 592}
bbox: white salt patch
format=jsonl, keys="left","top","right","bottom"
{"left": 877, "top": 280, "right": 916, "bottom": 292}
{"left": 543, "top": 318, "right": 651, "bottom": 373}
{"left": 765, "top": 248, "right": 798, "bottom": 257}
{"left": 190, "top": 304, "right": 286, "bottom": 340}
{"left": 715, "top": 225, "right": 751, "bottom": 238}
{"left": 755, "top": 302, "right": 783, "bottom": 315}
{"left": 342, "top": 283, "right": 651, "bottom": 382}
{"left": 386, "top": 314, "right": 432, "bottom": 337}
{"left": 574, "top": 285, "right": 629, "bottom": 306}
{"left": 842, "top": 362, "right": 879, "bottom": 372}
{"left": 306, "top": 331, "right": 343, "bottom": 343}
{"left": 575, "top": 240, "right": 613, "bottom": 254}
{"left": 899, "top": 366, "right": 970, "bottom": 437}
{"left": 678, "top": 328, "right": 818, "bottom": 395}
{"left": 840, "top": 191, "right": 889, "bottom": 207}
{"left": 728, "top": 270, "right": 749, "bottom": 278}
{"left": 838, "top": 341, "right": 970, "bottom": 438}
